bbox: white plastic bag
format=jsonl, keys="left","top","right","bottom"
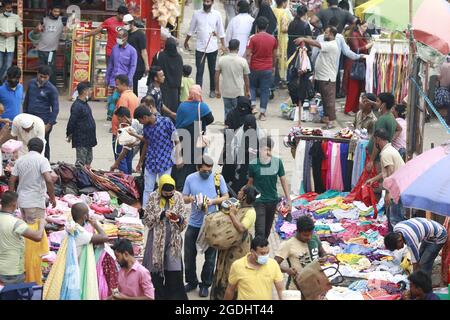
{"left": 138, "top": 76, "right": 148, "bottom": 99}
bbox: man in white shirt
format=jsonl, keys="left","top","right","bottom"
{"left": 0, "top": 0, "right": 23, "bottom": 81}
{"left": 225, "top": 0, "right": 254, "bottom": 57}
{"left": 10, "top": 113, "right": 46, "bottom": 157}
{"left": 215, "top": 39, "right": 251, "bottom": 119}
{"left": 296, "top": 25, "right": 361, "bottom": 129}
{"left": 184, "top": 0, "right": 226, "bottom": 98}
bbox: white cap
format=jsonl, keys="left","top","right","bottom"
{"left": 17, "top": 114, "right": 34, "bottom": 129}
{"left": 123, "top": 14, "right": 134, "bottom": 23}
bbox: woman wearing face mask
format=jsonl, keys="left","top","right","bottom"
{"left": 343, "top": 19, "right": 373, "bottom": 115}
{"left": 223, "top": 114, "right": 264, "bottom": 193}
{"left": 210, "top": 185, "right": 259, "bottom": 300}
{"left": 152, "top": 38, "right": 184, "bottom": 113}
{"left": 142, "top": 175, "right": 188, "bottom": 300}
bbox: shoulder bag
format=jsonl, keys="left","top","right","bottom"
{"left": 350, "top": 50, "right": 366, "bottom": 81}
{"left": 196, "top": 102, "right": 210, "bottom": 148}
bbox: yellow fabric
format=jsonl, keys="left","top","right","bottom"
{"left": 240, "top": 208, "right": 256, "bottom": 231}
{"left": 24, "top": 220, "right": 49, "bottom": 285}
{"left": 158, "top": 174, "right": 176, "bottom": 209}
{"left": 400, "top": 250, "right": 413, "bottom": 274}
{"left": 228, "top": 254, "right": 283, "bottom": 300}
{"left": 43, "top": 236, "right": 69, "bottom": 300}
{"left": 82, "top": 244, "right": 100, "bottom": 300}
{"left": 336, "top": 253, "right": 365, "bottom": 265}
{"left": 272, "top": 7, "right": 290, "bottom": 80}
{"left": 354, "top": 0, "right": 385, "bottom": 20}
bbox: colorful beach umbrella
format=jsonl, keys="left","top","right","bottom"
{"left": 360, "top": 0, "right": 450, "bottom": 54}
{"left": 383, "top": 143, "right": 450, "bottom": 216}
{"left": 354, "top": 0, "right": 385, "bottom": 20}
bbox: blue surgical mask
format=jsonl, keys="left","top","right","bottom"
{"left": 256, "top": 254, "right": 269, "bottom": 265}
{"left": 199, "top": 171, "right": 212, "bottom": 180}
{"left": 3, "top": 12, "right": 12, "bottom": 17}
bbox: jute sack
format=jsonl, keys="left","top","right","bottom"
{"left": 204, "top": 208, "right": 250, "bottom": 250}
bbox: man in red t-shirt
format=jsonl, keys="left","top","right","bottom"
{"left": 76, "top": 5, "right": 128, "bottom": 66}
{"left": 245, "top": 17, "right": 277, "bottom": 121}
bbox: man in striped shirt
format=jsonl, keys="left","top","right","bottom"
{"left": 384, "top": 218, "right": 447, "bottom": 276}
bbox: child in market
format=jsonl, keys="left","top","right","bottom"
{"left": 403, "top": 270, "right": 440, "bottom": 300}
{"left": 180, "top": 65, "right": 195, "bottom": 102}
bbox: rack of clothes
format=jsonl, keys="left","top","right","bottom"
{"left": 291, "top": 136, "right": 353, "bottom": 196}
{"left": 365, "top": 39, "right": 410, "bottom": 103}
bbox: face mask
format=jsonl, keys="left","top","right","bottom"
{"left": 199, "top": 171, "right": 212, "bottom": 180}
{"left": 203, "top": 4, "right": 212, "bottom": 11}
{"left": 256, "top": 254, "right": 269, "bottom": 265}
{"left": 3, "top": 12, "right": 11, "bottom": 17}
{"left": 117, "top": 38, "right": 124, "bottom": 45}
{"left": 8, "top": 80, "right": 18, "bottom": 88}
{"left": 85, "top": 95, "right": 90, "bottom": 102}
{"left": 49, "top": 13, "right": 59, "bottom": 20}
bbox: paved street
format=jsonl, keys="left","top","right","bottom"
{"left": 47, "top": 2, "right": 448, "bottom": 300}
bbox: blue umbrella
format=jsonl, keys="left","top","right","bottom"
{"left": 401, "top": 155, "right": 450, "bottom": 216}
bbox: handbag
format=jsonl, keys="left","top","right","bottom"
{"left": 196, "top": 102, "right": 210, "bottom": 148}
{"left": 434, "top": 86, "right": 450, "bottom": 108}
{"left": 117, "top": 123, "right": 138, "bottom": 146}
{"left": 350, "top": 53, "right": 366, "bottom": 81}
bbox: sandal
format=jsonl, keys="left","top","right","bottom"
{"left": 259, "top": 113, "right": 267, "bottom": 121}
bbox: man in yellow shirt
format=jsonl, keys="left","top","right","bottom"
{"left": 224, "top": 236, "right": 284, "bottom": 300}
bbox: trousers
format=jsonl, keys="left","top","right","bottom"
{"left": 195, "top": 50, "right": 218, "bottom": 92}
{"left": 254, "top": 202, "right": 278, "bottom": 239}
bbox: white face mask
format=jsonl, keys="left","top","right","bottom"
{"left": 117, "top": 38, "right": 124, "bottom": 45}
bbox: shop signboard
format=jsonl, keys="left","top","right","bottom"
{"left": 70, "top": 27, "right": 93, "bottom": 96}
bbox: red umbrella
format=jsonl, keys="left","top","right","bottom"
{"left": 413, "top": 0, "right": 450, "bottom": 54}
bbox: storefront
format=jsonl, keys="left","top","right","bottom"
{"left": 13, "top": 0, "right": 161, "bottom": 96}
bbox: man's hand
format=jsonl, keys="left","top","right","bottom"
{"left": 186, "top": 195, "right": 195, "bottom": 204}
{"left": 294, "top": 37, "right": 305, "bottom": 46}
{"left": 45, "top": 123, "right": 53, "bottom": 134}
{"left": 170, "top": 111, "right": 177, "bottom": 120}
{"left": 215, "top": 89, "right": 221, "bottom": 99}
{"left": 360, "top": 54, "right": 368, "bottom": 59}
{"left": 66, "top": 136, "right": 72, "bottom": 143}
{"left": 144, "top": 65, "right": 150, "bottom": 76}
{"left": 50, "top": 197, "right": 57, "bottom": 208}
{"left": 286, "top": 267, "right": 298, "bottom": 277}
{"left": 384, "top": 193, "right": 391, "bottom": 208}
{"left": 229, "top": 204, "right": 238, "bottom": 216}
{"left": 110, "top": 163, "right": 118, "bottom": 171}
{"left": 366, "top": 160, "right": 374, "bottom": 172}
{"left": 175, "top": 158, "right": 184, "bottom": 169}
{"left": 136, "top": 162, "right": 142, "bottom": 173}
{"left": 206, "top": 198, "right": 216, "bottom": 206}
{"left": 165, "top": 211, "right": 180, "bottom": 223}
{"left": 365, "top": 178, "right": 374, "bottom": 186}
{"left": 245, "top": 90, "right": 251, "bottom": 98}
{"left": 112, "top": 292, "right": 128, "bottom": 300}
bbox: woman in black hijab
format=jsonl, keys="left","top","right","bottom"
{"left": 152, "top": 38, "right": 183, "bottom": 113}
{"left": 287, "top": 5, "right": 312, "bottom": 59}
{"left": 250, "top": 0, "right": 277, "bottom": 36}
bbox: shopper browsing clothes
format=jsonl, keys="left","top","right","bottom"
{"left": 10, "top": 113, "right": 46, "bottom": 157}
{"left": 142, "top": 175, "right": 188, "bottom": 300}
{"left": 183, "top": 155, "right": 229, "bottom": 298}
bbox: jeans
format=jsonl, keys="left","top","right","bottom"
{"left": 418, "top": 241, "right": 445, "bottom": 276}
{"left": 184, "top": 225, "right": 217, "bottom": 289}
{"left": 254, "top": 202, "right": 278, "bottom": 239}
{"left": 142, "top": 167, "right": 172, "bottom": 208}
{"left": 0, "top": 273, "right": 25, "bottom": 285}
{"left": 250, "top": 70, "right": 272, "bottom": 113}
{"left": 44, "top": 126, "right": 52, "bottom": 161}
{"left": 195, "top": 50, "right": 218, "bottom": 92}
{"left": 386, "top": 199, "right": 406, "bottom": 232}
{"left": 112, "top": 137, "right": 134, "bottom": 175}
{"left": 0, "top": 51, "right": 14, "bottom": 81}
{"left": 75, "top": 147, "right": 93, "bottom": 166}
{"left": 38, "top": 50, "right": 56, "bottom": 85}
{"left": 222, "top": 97, "right": 237, "bottom": 120}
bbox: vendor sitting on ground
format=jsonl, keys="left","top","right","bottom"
{"left": 403, "top": 270, "right": 440, "bottom": 300}
{"left": 384, "top": 217, "right": 447, "bottom": 277}
{"left": 274, "top": 215, "right": 326, "bottom": 290}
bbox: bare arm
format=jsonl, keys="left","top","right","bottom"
{"left": 43, "top": 172, "right": 56, "bottom": 206}
{"left": 214, "top": 70, "right": 221, "bottom": 96}
{"left": 274, "top": 256, "right": 295, "bottom": 275}
{"left": 228, "top": 207, "right": 247, "bottom": 234}
{"left": 111, "top": 148, "right": 130, "bottom": 170}
{"left": 137, "top": 141, "right": 148, "bottom": 172}
{"left": 245, "top": 48, "right": 252, "bottom": 66}
{"left": 8, "top": 175, "right": 17, "bottom": 192}
{"left": 90, "top": 219, "right": 110, "bottom": 244}
{"left": 224, "top": 283, "right": 237, "bottom": 300}
{"left": 280, "top": 175, "right": 291, "bottom": 202}
{"left": 209, "top": 192, "right": 230, "bottom": 206}
{"left": 141, "top": 49, "right": 150, "bottom": 73}
{"left": 275, "top": 281, "right": 284, "bottom": 300}
{"left": 77, "top": 25, "right": 103, "bottom": 40}
{"left": 296, "top": 37, "right": 322, "bottom": 49}
{"left": 22, "top": 218, "right": 46, "bottom": 242}
{"left": 162, "top": 105, "right": 176, "bottom": 120}
{"left": 244, "top": 74, "right": 250, "bottom": 97}
{"left": 247, "top": 177, "right": 254, "bottom": 186}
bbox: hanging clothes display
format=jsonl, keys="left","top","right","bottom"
{"left": 352, "top": 140, "right": 369, "bottom": 189}
{"left": 365, "top": 40, "right": 409, "bottom": 103}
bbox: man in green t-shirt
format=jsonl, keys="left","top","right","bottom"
{"left": 248, "top": 137, "right": 291, "bottom": 239}
{"left": 366, "top": 92, "right": 402, "bottom": 172}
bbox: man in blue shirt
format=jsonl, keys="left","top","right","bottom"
{"left": 23, "top": 65, "right": 59, "bottom": 160}
{"left": 182, "top": 155, "right": 229, "bottom": 298}
{"left": 0, "top": 66, "right": 22, "bottom": 126}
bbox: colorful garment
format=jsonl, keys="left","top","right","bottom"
{"left": 24, "top": 220, "right": 49, "bottom": 285}
{"left": 272, "top": 7, "right": 290, "bottom": 81}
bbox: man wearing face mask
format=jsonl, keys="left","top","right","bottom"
{"left": 34, "top": 4, "right": 67, "bottom": 85}
{"left": 366, "top": 128, "right": 405, "bottom": 231}
{"left": 70, "top": 202, "right": 109, "bottom": 261}
{"left": 0, "top": 66, "right": 23, "bottom": 126}
{"left": 76, "top": 5, "right": 128, "bottom": 67}
{"left": 123, "top": 14, "right": 150, "bottom": 97}
{"left": 183, "top": 155, "right": 229, "bottom": 298}
{"left": 185, "top": 0, "right": 226, "bottom": 99}
{"left": 225, "top": 236, "right": 284, "bottom": 300}
{"left": 105, "top": 28, "right": 137, "bottom": 91}
{"left": 23, "top": 65, "right": 59, "bottom": 161}
{"left": 0, "top": 0, "right": 23, "bottom": 82}
{"left": 66, "top": 82, "right": 97, "bottom": 166}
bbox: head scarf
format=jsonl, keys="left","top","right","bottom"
{"left": 158, "top": 174, "right": 176, "bottom": 209}
{"left": 164, "top": 38, "right": 179, "bottom": 57}
{"left": 154, "top": 38, "right": 183, "bottom": 88}
{"left": 225, "top": 96, "right": 253, "bottom": 130}
{"left": 243, "top": 114, "right": 257, "bottom": 132}
{"left": 188, "top": 84, "right": 203, "bottom": 102}
{"left": 251, "top": 3, "right": 277, "bottom": 35}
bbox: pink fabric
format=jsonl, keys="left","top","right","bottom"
{"left": 1, "top": 139, "right": 23, "bottom": 153}
{"left": 326, "top": 141, "right": 333, "bottom": 189}
{"left": 330, "top": 143, "right": 344, "bottom": 191}
{"left": 383, "top": 145, "right": 449, "bottom": 203}
{"left": 46, "top": 215, "right": 67, "bottom": 226}
{"left": 62, "top": 194, "right": 83, "bottom": 207}
{"left": 96, "top": 251, "right": 109, "bottom": 300}
{"left": 48, "top": 230, "right": 66, "bottom": 245}
{"left": 118, "top": 262, "right": 155, "bottom": 299}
